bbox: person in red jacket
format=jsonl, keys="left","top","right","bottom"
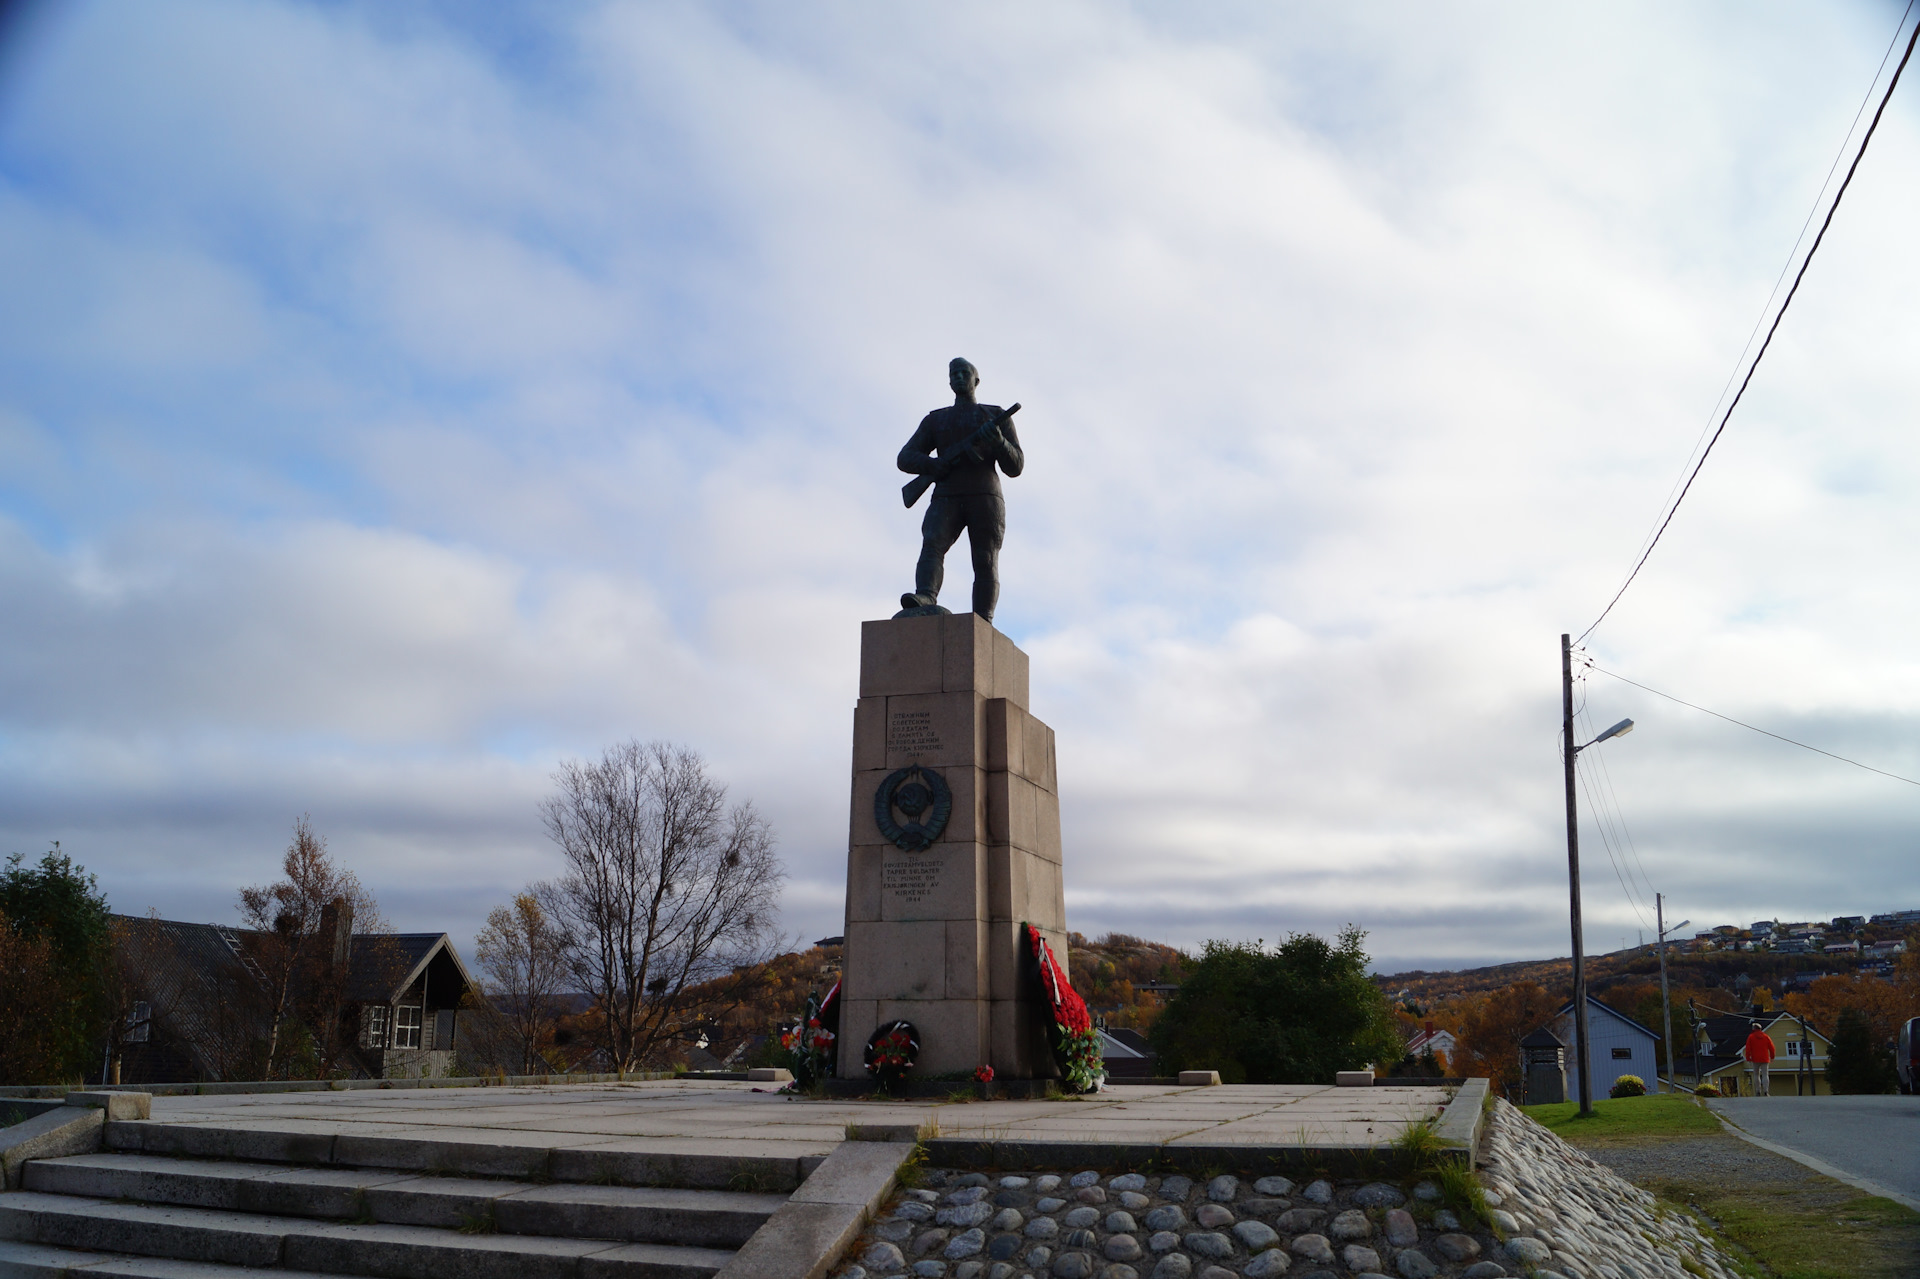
{"left": 1744, "top": 1022, "right": 1777, "bottom": 1096}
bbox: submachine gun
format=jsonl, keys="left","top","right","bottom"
{"left": 900, "top": 403, "right": 1021, "bottom": 508}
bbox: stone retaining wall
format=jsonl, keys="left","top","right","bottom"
{"left": 830, "top": 1099, "right": 1745, "bottom": 1279}
{"left": 1477, "top": 1098, "right": 1742, "bottom": 1279}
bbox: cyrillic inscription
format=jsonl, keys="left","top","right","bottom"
{"left": 888, "top": 709, "right": 943, "bottom": 756}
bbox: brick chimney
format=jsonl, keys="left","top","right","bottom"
{"left": 318, "top": 896, "right": 354, "bottom": 971}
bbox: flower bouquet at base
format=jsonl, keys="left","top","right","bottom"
{"left": 1025, "top": 922, "right": 1105, "bottom": 1093}
{"left": 781, "top": 980, "right": 839, "bottom": 1091}
{"left": 864, "top": 1019, "right": 920, "bottom": 1093}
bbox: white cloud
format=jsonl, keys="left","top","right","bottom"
{"left": 2, "top": 0, "right": 1918, "bottom": 972}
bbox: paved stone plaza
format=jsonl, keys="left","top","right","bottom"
{"left": 132, "top": 1079, "right": 1454, "bottom": 1164}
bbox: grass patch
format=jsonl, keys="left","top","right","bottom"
{"left": 1431, "top": 1160, "right": 1489, "bottom": 1231}
{"left": 1388, "top": 1117, "right": 1444, "bottom": 1166}
{"left": 1523, "top": 1093, "right": 1721, "bottom": 1142}
{"left": 1642, "top": 1172, "right": 1920, "bottom": 1279}
{"left": 1524, "top": 1096, "right": 1920, "bottom": 1279}
{"left": 894, "top": 1142, "right": 931, "bottom": 1190}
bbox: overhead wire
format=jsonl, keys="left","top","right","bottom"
{"left": 1576, "top": 750, "right": 1653, "bottom": 935}
{"left": 1591, "top": 665, "right": 1920, "bottom": 789}
{"left": 1570, "top": 646, "right": 1663, "bottom": 907}
{"left": 1583, "top": 723, "right": 1658, "bottom": 914}
{"left": 1645, "top": 0, "right": 1919, "bottom": 543}
{"left": 1568, "top": 658, "right": 1655, "bottom": 934}
{"left": 1576, "top": 5, "right": 1920, "bottom": 644}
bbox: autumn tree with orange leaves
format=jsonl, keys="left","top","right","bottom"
{"left": 1451, "top": 980, "right": 1563, "bottom": 1097}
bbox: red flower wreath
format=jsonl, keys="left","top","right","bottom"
{"left": 1026, "top": 923, "right": 1104, "bottom": 1092}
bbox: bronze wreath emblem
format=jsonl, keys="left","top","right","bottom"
{"left": 874, "top": 764, "right": 952, "bottom": 851}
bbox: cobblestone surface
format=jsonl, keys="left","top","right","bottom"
{"left": 1476, "top": 1099, "right": 1746, "bottom": 1279}
{"left": 833, "top": 1099, "right": 1748, "bottom": 1279}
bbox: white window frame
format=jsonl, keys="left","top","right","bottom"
{"left": 395, "top": 1004, "right": 422, "bottom": 1050}
{"left": 362, "top": 1005, "right": 389, "bottom": 1049}
{"left": 126, "top": 1000, "right": 151, "bottom": 1044}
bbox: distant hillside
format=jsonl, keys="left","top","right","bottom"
{"left": 1376, "top": 944, "right": 1893, "bottom": 1006}
{"left": 1066, "top": 932, "right": 1189, "bottom": 1030}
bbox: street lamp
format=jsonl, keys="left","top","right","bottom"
{"left": 1655, "top": 902, "right": 1689, "bottom": 1093}
{"left": 1561, "top": 633, "right": 1638, "bottom": 1116}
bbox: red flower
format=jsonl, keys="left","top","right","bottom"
{"left": 974, "top": 1065, "right": 995, "bottom": 1082}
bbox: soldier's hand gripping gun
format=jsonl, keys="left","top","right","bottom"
{"left": 900, "top": 402, "right": 1021, "bottom": 509}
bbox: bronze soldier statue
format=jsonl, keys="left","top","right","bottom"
{"left": 896, "top": 358, "right": 1024, "bottom": 622}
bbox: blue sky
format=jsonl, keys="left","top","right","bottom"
{"left": 3, "top": 0, "right": 1918, "bottom": 973}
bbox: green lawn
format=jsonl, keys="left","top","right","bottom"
{"left": 1523, "top": 1092, "right": 1721, "bottom": 1141}
{"left": 1524, "top": 1092, "right": 1920, "bottom": 1278}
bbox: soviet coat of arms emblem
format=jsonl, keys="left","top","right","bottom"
{"left": 874, "top": 764, "right": 952, "bottom": 852}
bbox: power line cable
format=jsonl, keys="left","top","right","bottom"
{"left": 1584, "top": 708, "right": 1661, "bottom": 908}
{"left": 1578, "top": 752, "right": 1654, "bottom": 933}
{"left": 1577, "top": 8, "right": 1920, "bottom": 644}
{"left": 1569, "top": 645, "right": 1662, "bottom": 912}
{"left": 1668, "top": 0, "right": 1918, "bottom": 496}
{"left": 1575, "top": 706, "right": 1655, "bottom": 929}
{"left": 1591, "top": 664, "right": 1920, "bottom": 788}
{"left": 1572, "top": 693, "right": 1655, "bottom": 927}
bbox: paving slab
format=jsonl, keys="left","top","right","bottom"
{"left": 120, "top": 1079, "right": 1452, "bottom": 1170}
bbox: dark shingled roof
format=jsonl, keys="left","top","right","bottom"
{"left": 112, "top": 915, "right": 476, "bottom": 1083}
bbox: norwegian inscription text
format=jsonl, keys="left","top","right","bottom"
{"left": 884, "top": 856, "right": 943, "bottom": 906}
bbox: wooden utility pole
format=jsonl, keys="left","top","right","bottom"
{"left": 1657, "top": 893, "right": 1675, "bottom": 1094}
{"left": 1562, "top": 633, "right": 1594, "bottom": 1115}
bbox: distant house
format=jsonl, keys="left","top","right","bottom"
{"left": 1543, "top": 996, "right": 1660, "bottom": 1099}
{"left": 1831, "top": 916, "right": 1866, "bottom": 931}
{"left": 1101, "top": 1028, "right": 1153, "bottom": 1079}
{"left": 1673, "top": 1012, "right": 1832, "bottom": 1097}
{"left": 350, "top": 932, "right": 477, "bottom": 1080}
{"left": 1867, "top": 940, "right": 1907, "bottom": 959}
{"left": 1403, "top": 1022, "right": 1457, "bottom": 1072}
{"left": 112, "top": 912, "right": 475, "bottom": 1085}
{"left": 1823, "top": 941, "right": 1860, "bottom": 956}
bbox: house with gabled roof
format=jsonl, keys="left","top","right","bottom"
{"left": 1673, "top": 1010, "right": 1832, "bottom": 1097}
{"left": 111, "top": 911, "right": 475, "bottom": 1085}
{"left": 1544, "top": 995, "right": 1661, "bottom": 1099}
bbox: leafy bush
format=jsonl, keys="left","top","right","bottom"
{"left": 1148, "top": 926, "right": 1401, "bottom": 1084}
{"left": 1609, "top": 1074, "right": 1646, "bottom": 1098}
{"left": 1827, "top": 1006, "right": 1898, "bottom": 1094}
{"left": 0, "top": 849, "right": 111, "bottom": 1084}
{"left": 1692, "top": 1082, "right": 1720, "bottom": 1098}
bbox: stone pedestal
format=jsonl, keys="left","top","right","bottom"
{"left": 838, "top": 613, "right": 1069, "bottom": 1080}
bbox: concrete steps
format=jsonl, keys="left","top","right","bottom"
{"left": 0, "top": 1239, "right": 344, "bottom": 1279}
{"left": 22, "top": 1153, "right": 782, "bottom": 1247}
{"left": 0, "top": 1193, "right": 734, "bottom": 1279}
{"left": 102, "top": 1122, "right": 820, "bottom": 1193}
{"left": 0, "top": 1145, "right": 780, "bottom": 1279}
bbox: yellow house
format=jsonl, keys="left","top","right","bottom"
{"left": 1675, "top": 1011, "right": 1832, "bottom": 1097}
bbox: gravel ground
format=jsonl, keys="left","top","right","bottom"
{"left": 1584, "top": 1135, "right": 1831, "bottom": 1192}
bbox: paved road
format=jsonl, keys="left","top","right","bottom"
{"left": 1711, "top": 1095, "right": 1920, "bottom": 1207}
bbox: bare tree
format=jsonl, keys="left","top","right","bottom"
{"left": 474, "top": 891, "right": 571, "bottom": 1075}
{"left": 238, "top": 815, "right": 390, "bottom": 1078}
{"left": 541, "top": 740, "right": 784, "bottom": 1071}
